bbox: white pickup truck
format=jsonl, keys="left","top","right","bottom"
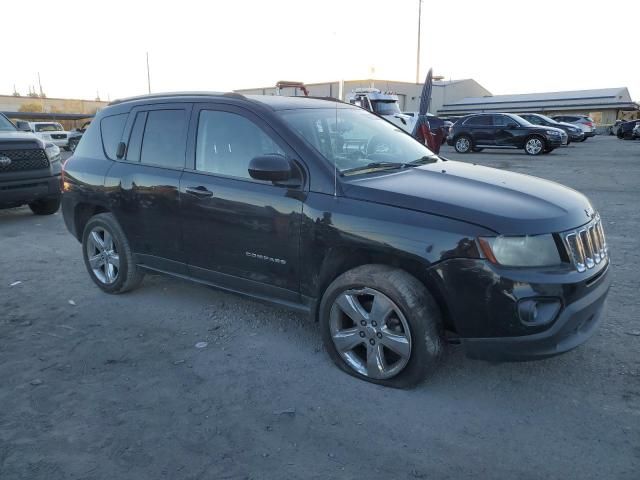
{"left": 25, "top": 122, "right": 72, "bottom": 150}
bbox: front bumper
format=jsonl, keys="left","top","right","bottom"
{"left": 546, "top": 136, "right": 564, "bottom": 147}
{"left": 0, "top": 173, "right": 61, "bottom": 206}
{"left": 583, "top": 131, "right": 596, "bottom": 138}
{"left": 428, "top": 258, "right": 610, "bottom": 361}
{"left": 568, "top": 132, "right": 584, "bottom": 141}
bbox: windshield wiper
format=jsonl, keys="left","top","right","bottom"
{"left": 341, "top": 156, "right": 440, "bottom": 176}
{"left": 341, "top": 162, "right": 407, "bottom": 176}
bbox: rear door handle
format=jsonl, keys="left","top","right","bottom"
{"left": 185, "top": 186, "right": 213, "bottom": 198}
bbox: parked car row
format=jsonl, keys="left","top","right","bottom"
{"left": 614, "top": 119, "right": 640, "bottom": 140}
{"left": 551, "top": 115, "right": 597, "bottom": 139}
{"left": 446, "top": 113, "right": 569, "bottom": 156}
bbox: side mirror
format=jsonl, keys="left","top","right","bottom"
{"left": 248, "top": 154, "right": 292, "bottom": 182}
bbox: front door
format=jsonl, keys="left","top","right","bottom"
{"left": 493, "top": 114, "right": 520, "bottom": 147}
{"left": 180, "top": 104, "right": 305, "bottom": 301}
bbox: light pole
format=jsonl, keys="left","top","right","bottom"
{"left": 146, "top": 52, "right": 151, "bottom": 94}
{"left": 416, "top": 0, "right": 422, "bottom": 84}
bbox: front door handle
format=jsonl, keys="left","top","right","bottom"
{"left": 185, "top": 186, "right": 213, "bottom": 198}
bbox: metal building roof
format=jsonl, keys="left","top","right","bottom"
{"left": 438, "top": 87, "right": 637, "bottom": 114}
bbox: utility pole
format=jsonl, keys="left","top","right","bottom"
{"left": 146, "top": 52, "right": 151, "bottom": 94}
{"left": 416, "top": 0, "right": 422, "bottom": 84}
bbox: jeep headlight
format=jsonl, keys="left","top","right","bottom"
{"left": 546, "top": 130, "right": 561, "bottom": 136}
{"left": 45, "top": 143, "right": 61, "bottom": 162}
{"left": 478, "top": 234, "right": 561, "bottom": 267}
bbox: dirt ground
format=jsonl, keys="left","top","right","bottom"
{"left": 1, "top": 135, "right": 638, "bottom": 479}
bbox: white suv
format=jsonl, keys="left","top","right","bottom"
{"left": 28, "top": 122, "right": 72, "bottom": 150}
{"left": 551, "top": 115, "right": 597, "bottom": 141}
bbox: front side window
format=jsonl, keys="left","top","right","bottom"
{"left": 279, "top": 107, "right": 435, "bottom": 173}
{"left": 140, "top": 109, "right": 187, "bottom": 168}
{"left": 0, "top": 115, "right": 16, "bottom": 131}
{"left": 195, "top": 110, "right": 284, "bottom": 180}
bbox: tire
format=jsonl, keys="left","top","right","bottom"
{"left": 454, "top": 135, "right": 472, "bottom": 153}
{"left": 319, "top": 264, "right": 444, "bottom": 388}
{"left": 82, "top": 212, "right": 144, "bottom": 294}
{"left": 617, "top": 130, "right": 623, "bottom": 139}
{"left": 524, "top": 136, "right": 545, "bottom": 156}
{"left": 68, "top": 138, "right": 79, "bottom": 152}
{"left": 28, "top": 196, "right": 61, "bottom": 215}
{"left": 472, "top": 147, "right": 484, "bottom": 152}
{"left": 542, "top": 147, "right": 554, "bottom": 154}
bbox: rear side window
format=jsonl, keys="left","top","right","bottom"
{"left": 140, "top": 110, "right": 187, "bottom": 169}
{"left": 465, "top": 115, "right": 492, "bottom": 126}
{"left": 100, "top": 113, "right": 128, "bottom": 159}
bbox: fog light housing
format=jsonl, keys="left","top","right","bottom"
{"left": 517, "top": 298, "right": 561, "bottom": 326}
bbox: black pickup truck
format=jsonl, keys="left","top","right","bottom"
{"left": 0, "top": 113, "right": 62, "bottom": 215}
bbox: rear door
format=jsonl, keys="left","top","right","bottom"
{"left": 465, "top": 115, "right": 495, "bottom": 145}
{"left": 104, "top": 103, "right": 192, "bottom": 273}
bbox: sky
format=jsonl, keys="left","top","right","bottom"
{"left": 2, "top": 0, "right": 639, "bottom": 102}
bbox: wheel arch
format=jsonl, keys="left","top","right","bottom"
{"left": 311, "top": 246, "right": 454, "bottom": 332}
{"left": 73, "top": 202, "right": 111, "bottom": 241}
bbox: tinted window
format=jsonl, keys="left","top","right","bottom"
{"left": 126, "top": 112, "right": 147, "bottom": 162}
{"left": 493, "top": 115, "right": 512, "bottom": 127}
{"left": 100, "top": 114, "right": 128, "bottom": 159}
{"left": 140, "top": 110, "right": 187, "bottom": 168}
{"left": 196, "top": 110, "right": 284, "bottom": 180}
{"left": 465, "top": 115, "right": 492, "bottom": 126}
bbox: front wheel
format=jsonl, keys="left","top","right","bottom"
{"left": 82, "top": 213, "right": 144, "bottom": 294}
{"left": 320, "top": 265, "right": 444, "bottom": 388}
{"left": 524, "top": 136, "right": 545, "bottom": 155}
{"left": 454, "top": 136, "right": 472, "bottom": 153}
{"left": 28, "top": 196, "right": 60, "bottom": 215}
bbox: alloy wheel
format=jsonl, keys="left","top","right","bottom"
{"left": 525, "top": 138, "right": 543, "bottom": 155}
{"left": 455, "top": 137, "right": 470, "bottom": 153}
{"left": 86, "top": 226, "right": 120, "bottom": 284}
{"left": 329, "top": 288, "right": 412, "bottom": 380}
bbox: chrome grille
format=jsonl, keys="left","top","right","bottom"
{"left": 564, "top": 218, "right": 607, "bottom": 272}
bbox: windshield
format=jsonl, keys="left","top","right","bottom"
{"left": 279, "top": 107, "right": 436, "bottom": 174}
{"left": 372, "top": 101, "right": 401, "bottom": 116}
{"left": 35, "top": 123, "right": 63, "bottom": 132}
{"left": 0, "top": 115, "right": 16, "bottom": 132}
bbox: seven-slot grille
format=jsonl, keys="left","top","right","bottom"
{"left": 0, "top": 149, "right": 49, "bottom": 173}
{"left": 51, "top": 133, "right": 67, "bottom": 140}
{"left": 564, "top": 218, "right": 607, "bottom": 272}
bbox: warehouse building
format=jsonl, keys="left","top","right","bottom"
{"left": 437, "top": 87, "right": 638, "bottom": 125}
{"left": 235, "top": 78, "right": 492, "bottom": 114}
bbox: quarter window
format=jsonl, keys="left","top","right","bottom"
{"left": 100, "top": 113, "right": 128, "bottom": 160}
{"left": 195, "top": 110, "right": 284, "bottom": 180}
{"left": 140, "top": 109, "right": 188, "bottom": 168}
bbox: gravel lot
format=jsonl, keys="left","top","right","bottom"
{"left": 1, "top": 135, "right": 638, "bottom": 479}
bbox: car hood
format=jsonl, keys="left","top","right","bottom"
{"left": 0, "top": 130, "right": 45, "bottom": 148}
{"left": 343, "top": 160, "right": 595, "bottom": 235}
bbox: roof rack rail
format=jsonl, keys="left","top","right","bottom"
{"left": 108, "top": 91, "right": 232, "bottom": 106}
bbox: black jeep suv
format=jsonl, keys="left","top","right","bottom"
{"left": 0, "top": 113, "right": 62, "bottom": 215}
{"left": 447, "top": 113, "right": 567, "bottom": 155}
{"left": 61, "top": 93, "right": 610, "bottom": 387}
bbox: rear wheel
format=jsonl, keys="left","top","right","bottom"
{"left": 454, "top": 136, "right": 472, "bottom": 153}
{"left": 320, "top": 264, "right": 444, "bottom": 388}
{"left": 28, "top": 196, "right": 60, "bottom": 215}
{"left": 82, "top": 213, "right": 144, "bottom": 294}
{"left": 68, "top": 137, "right": 79, "bottom": 152}
{"left": 524, "top": 136, "right": 545, "bottom": 155}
